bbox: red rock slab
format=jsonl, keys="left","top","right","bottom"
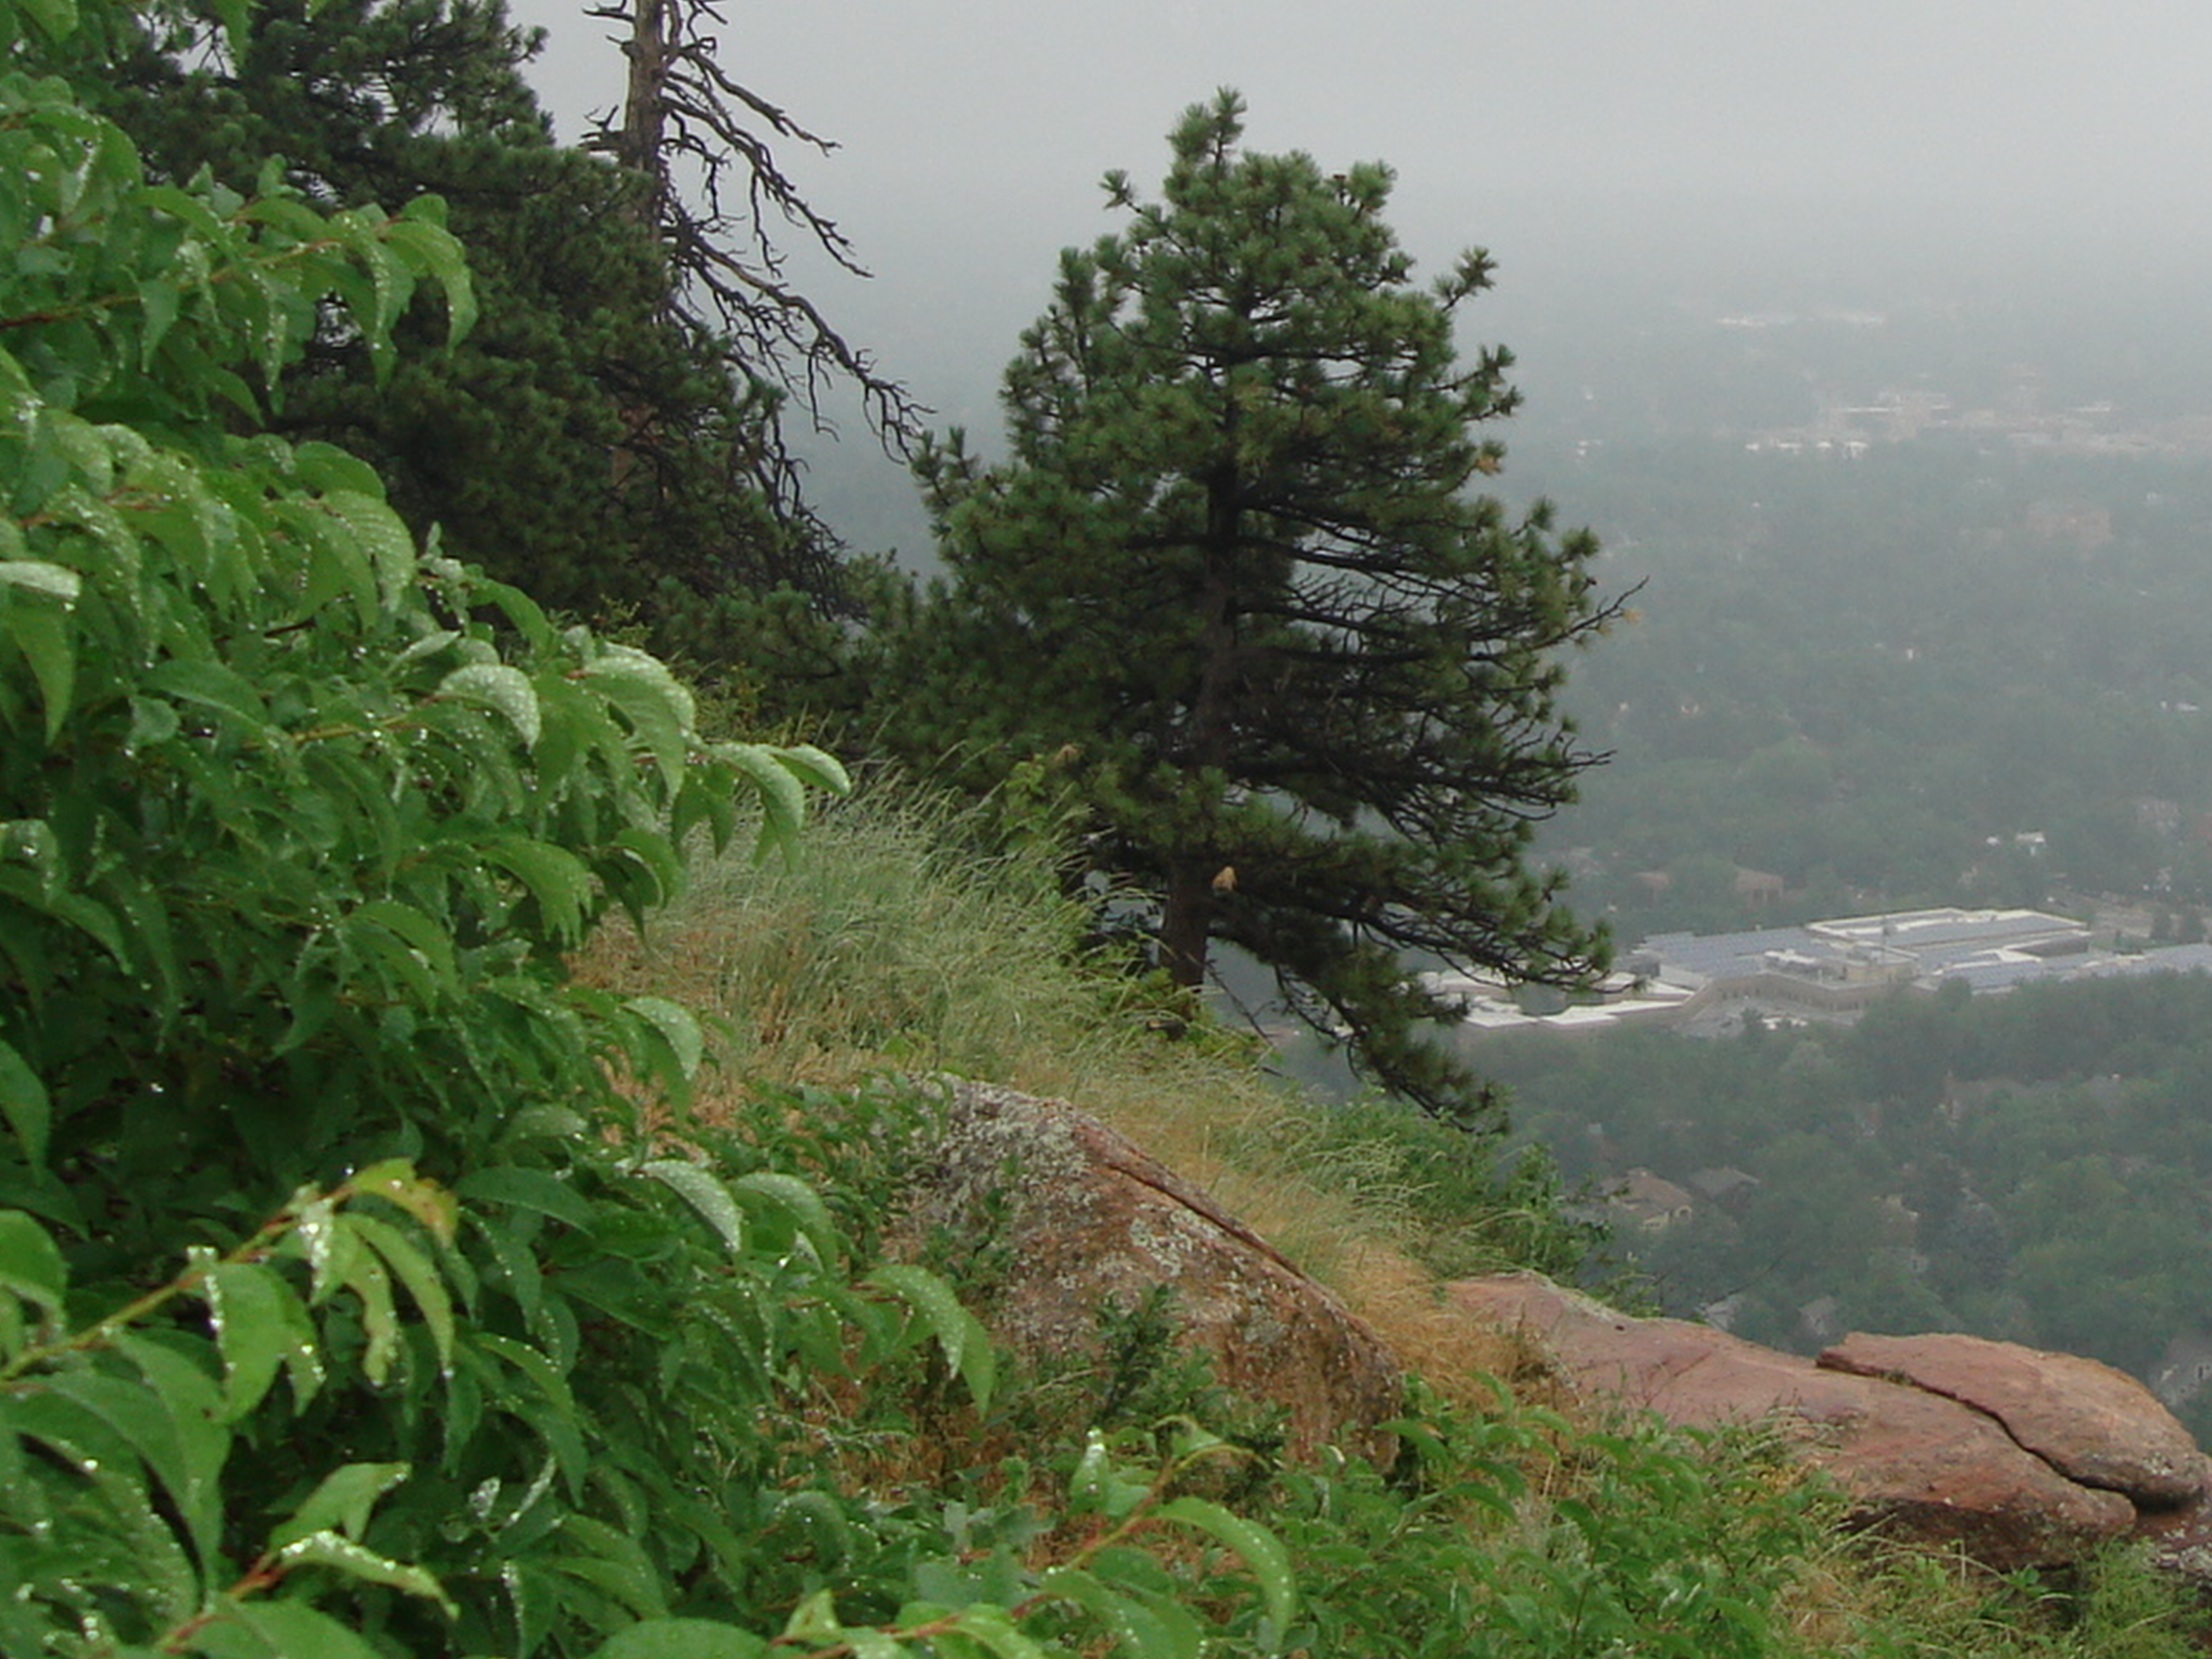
{"left": 911, "top": 1082, "right": 1403, "bottom": 1464}
{"left": 1450, "top": 1273, "right": 1870, "bottom": 1429}
{"left": 2130, "top": 1491, "right": 2212, "bottom": 1584}
{"left": 1820, "top": 1331, "right": 2210, "bottom": 1508}
{"left": 1450, "top": 1273, "right": 2135, "bottom": 1570}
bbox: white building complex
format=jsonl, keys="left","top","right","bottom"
{"left": 1438, "top": 907, "right": 2212, "bottom": 1038}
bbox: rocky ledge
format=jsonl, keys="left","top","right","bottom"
{"left": 1452, "top": 1272, "right": 2212, "bottom": 1574}
{"left": 903, "top": 1082, "right": 2212, "bottom": 1578}
{"left": 907, "top": 1082, "right": 1404, "bottom": 1464}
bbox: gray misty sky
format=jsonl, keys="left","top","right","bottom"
{"left": 508, "top": 0, "right": 2212, "bottom": 247}
{"left": 512, "top": 1, "right": 2212, "bottom": 199}
{"left": 504, "top": 0, "right": 2212, "bottom": 545}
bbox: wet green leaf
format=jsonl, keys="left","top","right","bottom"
{"left": 0, "top": 560, "right": 81, "bottom": 602}
{"left": 317, "top": 489, "right": 415, "bottom": 607}
{"left": 945, "top": 1605, "right": 1051, "bottom": 1659}
{"left": 479, "top": 836, "right": 594, "bottom": 944}
{"left": 275, "top": 1529, "right": 453, "bottom": 1614}
{"left": 729, "top": 1170, "right": 840, "bottom": 1265}
{"left": 1040, "top": 1565, "right": 1197, "bottom": 1659}
{"left": 774, "top": 743, "right": 852, "bottom": 796}
{"left": 586, "top": 651, "right": 693, "bottom": 790}
{"left": 638, "top": 1160, "right": 743, "bottom": 1255}
{"left": 198, "top": 1596, "right": 390, "bottom": 1658}
{"left": 475, "top": 1333, "right": 586, "bottom": 1484}
{"left": 0, "top": 1039, "right": 50, "bottom": 1165}
{"left": 438, "top": 661, "right": 541, "bottom": 749}
{"left": 867, "top": 1264, "right": 994, "bottom": 1410}
{"left": 586, "top": 1620, "right": 769, "bottom": 1659}
{"left": 344, "top": 1211, "right": 455, "bottom": 1374}
{"left": 116, "top": 1334, "right": 229, "bottom": 1570}
{"left": 382, "top": 211, "right": 476, "bottom": 341}
{"left": 457, "top": 1165, "right": 597, "bottom": 1231}
{"left": 719, "top": 743, "right": 808, "bottom": 859}
{"left": 556, "top": 1513, "right": 668, "bottom": 1620}
{"left": 4, "top": 595, "right": 74, "bottom": 741}
{"left": 0, "top": 1208, "right": 66, "bottom": 1358}
{"left": 1156, "top": 1496, "right": 1296, "bottom": 1632}
{"left": 624, "top": 994, "right": 703, "bottom": 1081}
{"left": 269, "top": 1461, "right": 410, "bottom": 1549}
{"left": 144, "top": 658, "right": 270, "bottom": 729}
{"left": 348, "top": 1158, "right": 457, "bottom": 1244}
{"left": 337, "top": 1231, "right": 398, "bottom": 1385}
{"left": 14, "top": 0, "right": 78, "bottom": 43}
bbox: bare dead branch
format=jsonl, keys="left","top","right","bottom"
{"left": 585, "top": 0, "right": 925, "bottom": 472}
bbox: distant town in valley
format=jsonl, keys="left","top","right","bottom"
{"left": 1433, "top": 906, "right": 2212, "bottom": 1040}
{"left": 1733, "top": 349, "right": 2212, "bottom": 466}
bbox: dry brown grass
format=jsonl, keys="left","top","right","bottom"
{"left": 579, "top": 782, "right": 1583, "bottom": 1420}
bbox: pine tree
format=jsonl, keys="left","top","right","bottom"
{"left": 77, "top": 0, "right": 880, "bottom": 682}
{"left": 893, "top": 91, "right": 1621, "bottom": 1121}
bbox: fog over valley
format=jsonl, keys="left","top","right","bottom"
{"left": 508, "top": 0, "right": 2212, "bottom": 549}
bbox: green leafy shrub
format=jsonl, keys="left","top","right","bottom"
{"left": 1276, "top": 1383, "right": 1831, "bottom": 1659}
{"left": 0, "top": 6, "right": 1296, "bottom": 1656}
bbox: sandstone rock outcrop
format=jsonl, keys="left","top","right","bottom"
{"left": 1452, "top": 1271, "right": 2212, "bottom": 1572}
{"left": 903, "top": 1086, "right": 2211, "bottom": 1576}
{"left": 907, "top": 1081, "right": 1402, "bottom": 1462}
{"left": 1820, "top": 1331, "right": 2209, "bottom": 1507}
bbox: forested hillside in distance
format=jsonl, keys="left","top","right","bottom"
{"left": 1479, "top": 973, "right": 2212, "bottom": 1443}
{"left": 1452, "top": 237, "right": 2212, "bottom": 1454}
{"left": 1523, "top": 436, "right": 2212, "bottom": 935}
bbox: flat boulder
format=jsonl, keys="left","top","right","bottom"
{"left": 907, "top": 1081, "right": 1401, "bottom": 1462}
{"left": 1450, "top": 1273, "right": 2179, "bottom": 1571}
{"left": 1821, "top": 1331, "right": 2211, "bottom": 1508}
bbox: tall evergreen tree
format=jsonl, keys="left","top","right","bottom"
{"left": 891, "top": 91, "right": 1621, "bottom": 1121}
{"left": 76, "top": 0, "right": 888, "bottom": 682}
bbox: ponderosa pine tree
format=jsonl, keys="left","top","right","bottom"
{"left": 76, "top": 0, "right": 890, "bottom": 689}
{"left": 893, "top": 91, "right": 1622, "bottom": 1122}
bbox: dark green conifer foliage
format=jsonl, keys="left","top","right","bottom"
{"left": 79, "top": 0, "right": 859, "bottom": 679}
{"left": 896, "top": 91, "right": 1620, "bottom": 1122}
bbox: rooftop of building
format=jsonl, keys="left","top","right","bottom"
{"left": 1460, "top": 910, "right": 2212, "bottom": 1040}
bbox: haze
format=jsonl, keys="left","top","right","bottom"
{"left": 507, "top": 0, "right": 2212, "bottom": 546}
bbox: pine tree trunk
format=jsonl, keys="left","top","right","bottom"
{"left": 1160, "top": 858, "right": 1214, "bottom": 989}
{"left": 1155, "top": 466, "right": 1242, "bottom": 990}
{"left": 616, "top": 0, "right": 671, "bottom": 225}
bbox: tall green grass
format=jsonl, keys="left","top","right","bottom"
{"left": 584, "top": 778, "right": 1570, "bottom": 1378}
{"left": 657, "top": 783, "right": 1117, "bottom": 1086}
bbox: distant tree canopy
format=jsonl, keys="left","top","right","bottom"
{"left": 882, "top": 92, "right": 1618, "bottom": 1123}
{"left": 1483, "top": 970, "right": 2212, "bottom": 1429}
{"left": 1542, "top": 440, "right": 2212, "bottom": 929}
